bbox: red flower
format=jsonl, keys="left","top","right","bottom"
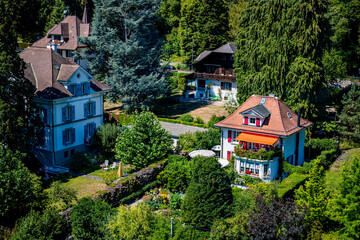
{"left": 245, "top": 170, "right": 251, "bottom": 174}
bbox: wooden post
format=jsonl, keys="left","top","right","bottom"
{"left": 118, "top": 161, "right": 122, "bottom": 177}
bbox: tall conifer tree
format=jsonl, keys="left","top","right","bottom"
{"left": 234, "top": 0, "right": 329, "bottom": 119}
{"left": 78, "top": 0, "right": 165, "bottom": 110}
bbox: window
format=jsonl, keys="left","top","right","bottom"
{"left": 286, "top": 155, "right": 294, "bottom": 165}
{"left": 70, "top": 149, "right": 75, "bottom": 156}
{"left": 263, "top": 164, "right": 268, "bottom": 176}
{"left": 68, "top": 84, "right": 76, "bottom": 95}
{"left": 287, "top": 112, "right": 292, "bottom": 119}
{"left": 249, "top": 118, "right": 256, "bottom": 125}
{"left": 39, "top": 108, "right": 48, "bottom": 124}
{"left": 65, "top": 106, "right": 72, "bottom": 121}
{"left": 65, "top": 128, "right": 71, "bottom": 144}
{"left": 232, "top": 131, "right": 240, "bottom": 143}
{"left": 260, "top": 97, "right": 267, "bottom": 104}
{"left": 221, "top": 82, "right": 232, "bottom": 90}
{"left": 63, "top": 128, "right": 75, "bottom": 145}
{"left": 81, "top": 83, "right": 86, "bottom": 94}
{"left": 198, "top": 79, "right": 205, "bottom": 88}
{"left": 64, "top": 151, "right": 69, "bottom": 158}
{"left": 84, "top": 101, "right": 95, "bottom": 117}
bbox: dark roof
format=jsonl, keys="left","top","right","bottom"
{"left": 195, "top": 50, "right": 212, "bottom": 62}
{"left": 90, "top": 79, "right": 112, "bottom": 92}
{"left": 213, "top": 43, "right": 236, "bottom": 54}
{"left": 241, "top": 104, "right": 271, "bottom": 118}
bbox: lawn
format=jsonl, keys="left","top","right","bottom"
{"left": 62, "top": 176, "right": 107, "bottom": 199}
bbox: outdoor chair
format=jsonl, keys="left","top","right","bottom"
{"left": 110, "top": 162, "right": 116, "bottom": 169}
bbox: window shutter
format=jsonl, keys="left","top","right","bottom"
{"left": 86, "top": 82, "right": 90, "bottom": 94}
{"left": 62, "top": 107, "right": 66, "bottom": 122}
{"left": 229, "top": 83, "right": 232, "bottom": 91}
{"left": 84, "top": 125, "right": 88, "bottom": 138}
{"left": 84, "top": 103, "right": 88, "bottom": 117}
{"left": 256, "top": 118, "right": 260, "bottom": 127}
{"left": 227, "top": 151, "right": 231, "bottom": 161}
{"left": 221, "top": 82, "right": 224, "bottom": 90}
{"left": 92, "top": 102, "right": 96, "bottom": 115}
{"left": 43, "top": 108, "right": 48, "bottom": 124}
{"left": 76, "top": 84, "right": 81, "bottom": 96}
{"left": 39, "top": 129, "right": 45, "bottom": 146}
{"left": 92, "top": 123, "right": 96, "bottom": 136}
{"left": 71, "top": 106, "right": 75, "bottom": 120}
{"left": 228, "top": 130, "right": 232, "bottom": 142}
{"left": 71, "top": 128, "right": 75, "bottom": 143}
{"left": 244, "top": 116, "right": 248, "bottom": 125}
{"left": 62, "top": 130, "right": 66, "bottom": 145}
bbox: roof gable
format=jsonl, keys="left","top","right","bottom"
{"left": 240, "top": 104, "right": 271, "bottom": 118}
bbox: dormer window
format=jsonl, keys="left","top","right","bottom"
{"left": 249, "top": 118, "right": 256, "bottom": 125}
{"left": 287, "top": 112, "right": 292, "bottom": 119}
{"left": 260, "top": 97, "right": 266, "bottom": 104}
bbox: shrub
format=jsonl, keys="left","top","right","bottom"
{"left": 283, "top": 161, "right": 313, "bottom": 175}
{"left": 71, "top": 197, "right": 112, "bottom": 240}
{"left": 234, "top": 146, "right": 283, "bottom": 160}
{"left": 179, "top": 128, "right": 220, "bottom": 152}
{"left": 47, "top": 181, "right": 77, "bottom": 211}
{"left": 178, "top": 114, "right": 194, "bottom": 122}
{"left": 207, "top": 115, "right": 226, "bottom": 128}
{"left": 277, "top": 173, "right": 309, "bottom": 198}
{"left": 182, "top": 157, "right": 233, "bottom": 228}
{"left": 69, "top": 152, "right": 97, "bottom": 171}
{"left": 158, "top": 117, "right": 207, "bottom": 128}
{"left": 305, "top": 138, "right": 339, "bottom": 158}
{"left": 157, "top": 155, "right": 192, "bottom": 192}
{"left": 12, "top": 208, "right": 66, "bottom": 240}
{"left": 194, "top": 116, "right": 204, "bottom": 124}
{"left": 92, "top": 123, "right": 123, "bottom": 158}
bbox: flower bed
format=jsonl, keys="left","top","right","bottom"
{"left": 234, "top": 145, "right": 282, "bottom": 160}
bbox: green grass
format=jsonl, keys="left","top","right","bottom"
{"left": 62, "top": 176, "right": 107, "bottom": 199}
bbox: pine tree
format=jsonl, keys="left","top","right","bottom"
{"left": 178, "top": 0, "right": 230, "bottom": 63}
{"left": 182, "top": 156, "right": 233, "bottom": 228}
{"left": 338, "top": 83, "right": 360, "bottom": 143}
{"left": 44, "top": 0, "right": 66, "bottom": 34}
{"left": 78, "top": 0, "right": 166, "bottom": 111}
{"left": 234, "top": 0, "right": 329, "bottom": 119}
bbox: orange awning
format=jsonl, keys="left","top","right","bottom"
{"left": 235, "top": 132, "right": 279, "bottom": 145}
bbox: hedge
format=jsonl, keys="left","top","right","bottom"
{"left": 305, "top": 138, "right": 339, "bottom": 158}
{"left": 158, "top": 118, "right": 207, "bottom": 128}
{"left": 93, "top": 160, "right": 167, "bottom": 206}
{"left": 277, "top": 173, "right": 309, "bottom": 199}
{"left": 119, "top": 181, "right": 158, "bottom": 204}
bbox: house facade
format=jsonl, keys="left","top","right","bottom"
{"left": 184, "top": 43, "right": 237, "bottom": 101}
{"left": 214, "top": 94, "right": 312, "bottom": 181}
{"left": 20, "top": 47, "right": 111, "bottom": 169}
{"left": 32, "top": 6, "right": 90, "bottom": 70}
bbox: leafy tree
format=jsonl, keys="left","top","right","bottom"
{"left": 158, "top": 0, "right": 182, "bottom": 37}
{"left": 322, "top": 49, "right": 347, "bottom": 83}
{"left": 78, "top": 0, "right": 166, "bottom": 110}
{"left": 295, "top": 159, "right": 328, "bottom": 232}
{"left": 92, "top": 123, "right": 123, "bottom": 158}
{"left": 234, "top": 0, "right": 329, "bottom": 119}
{"left": 177, "top": 113, "right": 194, "bottom": 122}
{"left": 71, "top": 197, "right": 112, "bottom": 240}
{"left": 182, "top": 156, "right": 233, "bottom": 228}
{"left": 207, "top": 115, "right": 226, "bottom": 128}
{"left": 106, "top": 204, "right": 155, "bottom": 239}
{"left": 332, "top": 154, "right": 360, "bottom": 239}
{"left": 0, "top": 148, "right": 44, "bottom": 225}
{"left": 43, "top": 0, "right": 66, "bottom": 34}
{"left": 115, "top": 111, "right": 172, "bottom": 169}
{"left": 12, "top": 208, "right": 66, "bottom": 240}
{"left": 228, "top": 0, "right": 246, "bottom": 41}
{"left": 157, "top": 155, "right": 192, "bottom": 192}
{"left": 47, "top": 181, "right": 77, "bottom": 211}
{"left": 179, "top": 128, "right": 220, "bottom": 152}
{"left": 178, "top": 0, "right": 229, "bottom": 62}
{"left": 248, "top": 195, "right": 308, "bottom": 240}
{"left": 338, "top": 83, "right": 360, "bottom": 143}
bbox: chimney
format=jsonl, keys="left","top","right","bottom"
{"left": 297, "top": 108, "right": 301, "bottom": 127}
{"left": 269, "top": 93, "right": 276, "bottom": 97}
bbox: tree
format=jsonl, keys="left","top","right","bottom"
{"left": 295, "top": 159, "right": 328, "bottom": 233}
{"left": 182, "top": 156, "right": 233, "bottom": 228}
{"left": 12, "top": 208, "right": 66, "bottom": 240}
{"left": 248, "top": 195, "right": 308, "bottom": 240}
{"left": 47, "top": 181, "right": 77, "bottom": 211}
{"left": 234, "top": 0, "right": 329, "bottom": 119}
{"left": 78, "top": 0, "right": 166, "bottom": 110}
{"left": 115, "top": 111, "right": 172, "bottom": 169}
{"left": 179, "top": 128, "right": 220, "bottom": 152}
{"left": 43, "top": 0, "right": 66, "bottom": 34}
{"left": 71, "top": 197, "right": 112, "bottom": 240}
{"left": 92, "top": 123, "right": 123, "bottom": 158}
{"left": 178, "top": 0, "right": 230, "bottom": 63}
{"left": 0, "top": 148, "right": 44, "bottom": 225}
{"left": 338, "top": 83, "right": 360, "bottom": 143}
{"left": 332, "top": 154, "right": 360, "bottom": 239}
{"left": 228, "top": 0, "right": 246, "bottom": 41}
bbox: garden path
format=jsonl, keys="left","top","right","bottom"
{"left": 69, "top": 171, "right": 101, "bottom": 180}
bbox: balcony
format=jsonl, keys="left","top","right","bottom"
{"left": 197, "top": 87, "right": 206, "bottom": 91}
{"left": 194, "top": 73, "right": 236, "bottom": 82}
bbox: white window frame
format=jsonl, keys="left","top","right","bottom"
{"left": 232, "top": 131, "right": 240, "bottom": 143}
{"left": 249, "top": 117, "right": 256, "bottom": 125}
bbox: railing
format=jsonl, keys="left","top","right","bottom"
{"left": 194, "top": 73, "right": 236, "bottom": 82}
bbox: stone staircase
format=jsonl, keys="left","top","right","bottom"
{"left": 33, "top": 149, "right": 69, "bottom": 174}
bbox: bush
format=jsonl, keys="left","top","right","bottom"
{"left": 71, "top": 197, "right": 112, "bottom": 240}
{"left": 92, "top": 123, "right": 123, "bottom": 158}
{"left": 207, "top": 115, "right": 226, "bottom": 128}
{"left": 277, "top": 173, "right": 309, "bottom": 198}
{"left": 283, "top": 161, "right": 313, "bottom": 175}
{"left": 305, "top": 138, "right": 339, "bottom": 158}
{"left": 47, "top": 181, "right": 77, "bottom": 211}
{"left": 157, "top": 155, "right": 191, "bottom": 192}
{"left": 194, "top": 116, "right": 204, "bottom": 124}
{"left": 179, "top": 128, "right": 220, "bottom": 152}
{"left": 316, "top": 149, "right": 338, "bottom": 169}
{"left": 12, "top": 208, "right": 66, "bottom": 240}
{"left": 158, "top": 117, "right": 207, "bottom": 128}
{"left": 69, "top": 152, "right": 97, "bottom": 172}
{"left": 178, "top": 114, "right": 194, "bottom": 122}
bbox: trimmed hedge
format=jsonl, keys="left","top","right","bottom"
{"left": 278, "top": 173, "right": 309, "bottom": 198}
{"left": 93, "top": 160, "right": 167, "bottom": 206}
{"left": 158, "top": 117, "right": 207, "bottom": 128}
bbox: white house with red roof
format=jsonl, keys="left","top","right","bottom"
{"left": 214, "top": 94, "right": 312, "bottom": 181}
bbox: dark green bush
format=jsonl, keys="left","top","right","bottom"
{"left": 316, "top": 149, "right": 338, "bottom": 169}
{"left": 305, "top": 138, "right": 339, "bottom": 158}
{"left": 283, "top": 161, "right": 313, "bottom": 175}
{"left": 71, "top": 198, "right": 112, "bottom": 240}
{"left": 277, "top": 173, "right": 309, "bottom": 198}
{"left": 194, "top": 116, "right": 204, "bottom": 124}
{"left": 69, "top": 152, "right": 97, "bottom": 171}
{"left": 157, "top": 155, "right": 191, "bottom": 192}
{"left": 119, "top": 181, "right": 158, "bottom": 204}
{"left": 179, "top": 128, "right": 220, "bottom": 151}
{"left": 207, "top": 115, "right": 226, "bottom": 128}
{"left": 92, "top": 123, "right": 123, "bottom": 158}
{"left": 158, "top": 117, "right": 207, "bottom": 128}
{"left": 178, "top": 114, "right": 194, "bottom": 122}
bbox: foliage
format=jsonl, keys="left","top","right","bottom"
{"left": 71, "top": 197, "right": 112, "bottom": 240}
{"left": 164, "top": 72, "right": 187, "bottom": 92}
{"left": 224, "top": 97, "right": 239, "bottom": 114}
{"left": 106, "top": 204, "right": 155, "bottom": 240}
{"left": 115, "top": 111, "right": 172, "bottom": 169}
{"left": 100, "top": 169, "right": 119, "bottom": 186}
{"left": 116, "top": 113, "right": 133, "bottom": 127}
{"left": 94, "top": 160, "right": 167, "bottom": 205}
{"left": 182, "top": 156, "right": 233, "bottom": 228}
{"left": 120, "top": 181, "right": 157, "bottom": 205}
{"left": 305, "top": 138, "right": 339, "bottom": 158}
{"left": 69, "top": 152, "right": 98, "bottom": 171}
{"left": 277, "top": 173, "right": 309, "bottom": 199}
{"left": 179, "top": 128, "right": 220, "bottom": 152}
{"left": 78, "top": 0, "right": 166, "bottom": 110}
{"left": 158, "top": 117, "right": 207, "bottom": 128}
{"left": 228, "top": 0, "right": 246, "bottom": 41}
{"left": 142, "top": 188, "right": 170, "bottom": 211}
{"left": 12, "top": 208, "right": 66, "bottom": 240}
{"left": 43, "top": 0, "right": 65, "bottom": 34}
{"left": 173, "top": 225, "right": 209, "bottom": 240}
{"left": 234, "top": 146, "right": 283, "bottom": 161}
{"left": 92, "top": 123, "right": 123, "bottom": 158}
{"left": 234, "top": 0, "right": 329, "bottom": 119}
{"left": 331, "top": 154, "right": 360, "bottom": 239}
{"left": 338, "top": 83, "right": 360, "bottom": 143}
{"left": 315, "top": 149, "right": 338, "bottom": 170}
{"left": 322, "top": 49, "right": 347, "bottom": 83}
{"left": 249, "top": 181, "right": 279, "bottom": 200}
{"left": 248, "top": 195, "right": 308, "bottom": 240}
{"left": 178, "top": 0, "right": 230, "bottom": 62}
{"left": 207, "top": 115, "right": 226, "bottom": 128}
{"left": 157, "top": 155, "right": 192, "bottom": 192}
{"left": 283, "top": 161, "right": 313, "bottom": 175}
{"left": 0, "top": 148, "right": 44, "bottom": 224}
{"left": 177, "top": 113, "right": 194, "bottom": 122}
{"left": 47, "top": 181, "right": 77, "bottom": 211}
{"left": 169, "top": 192, "right": 183, "bottom": 214}
{"left": 295, "top": 159, "right": 328, "bottom": 227}
{"left": 194, "top": 116, "right": 204, "bottom": 124}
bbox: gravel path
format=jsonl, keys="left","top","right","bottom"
{"left": 68, "top": 171, "right": 102, "bottom": 180}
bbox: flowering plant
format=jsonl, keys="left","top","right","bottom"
{"left": 245, "top": 170, "right": 251, "bottom": 174}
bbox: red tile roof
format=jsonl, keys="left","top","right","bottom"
{"left": 214, "top": 95, "right": 313, "bottom": 137}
